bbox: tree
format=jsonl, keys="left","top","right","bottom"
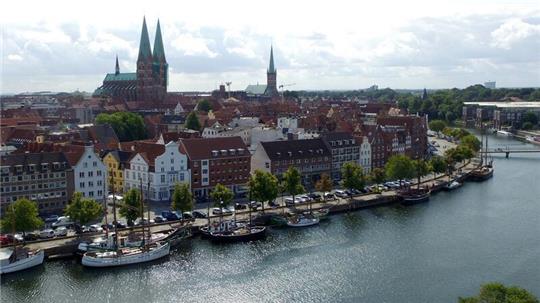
{"left": 315, "top": 173, "right": 333, "bottom": 201}
{"left": 370, "top": 168, "right": 386, "bottom": 185}
{"left": 95, "top": 111, "right": 147, "bottom": 142}
{"left": 460, "top": 134, "right": 481, "bottom": 153}
{"left": 197, "top": 99, "right": 212, "bottom": 112}
{"left": 1, "top": 198, "right": 43, "bottom": 236}
{"left": 64, "top": 192, "right": 103, "bottom": 227}
{"left": 430, "top": 155, "right": 447, "bottom": 178}
{"left": 282, "top": 166, "right": 305, "bottom": 206}
{"left": 522, "top": 111, "right": 539, "bottom": 126}
{"left": 119, "top": 189, "right": 142, "bottom": 226}
{"left": 249, "top": 170, "right": 279, "bottom": 213}
{"left": 458, "top": 282, "right": 538, "bottom": 303}
{"left": 412, "top": 159, "right": 431, "bottom": 189}
{"left": 341, "top": 162, "right": 366, "bottom": 202}
{"left": 171, "top": 183, "right": 193, "bottom": 213}
{"left": 522, "top": 122, "right": 534, "bottom": 130}
{"left": 429, "top": 120, "right": 447, "bottom": 132}
{"left": 210, "top": 183, "right": 234, "bottom": 208}
{"left": 444, "top": 145, "right": 474, "bottom": 173}
{"left": 385, "top": 155, "right": 415, "bottom": 185}
{"left": 185, "top": 111, "right": 201, "bottom": 131}
{"left": 445, "top": 111, "right": 457, "bottom": 123}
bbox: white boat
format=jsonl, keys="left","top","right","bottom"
{"left": 0, "top": 247, "right": 45, "bottom": 274}
{"left": 77, "top": 230, "right": 172, "bottom": 253}
{"left": 444, "top": 180, "right": 462, "bottom": 191}
{"left": 496, "top": 130, "right": 512, "bottom": 137}
{"left": 287, "top": 215, "right": 320, "bottom": 227}
{"left": 526, "top": 136, "right": 540, "bottom": 145}
{"left": 81, "top": 241, "right": 170, "bottom": 268}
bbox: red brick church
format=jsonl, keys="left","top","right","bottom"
{"left": 93, "top": 17, "right": 168, "bottom": 102}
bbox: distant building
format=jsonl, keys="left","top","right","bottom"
{"left": 245, "top": 46, "right": 279, "bottom": 100}
{"left": 0, "top": 152, "right": 74, "bottom": 216}
{"left": 484, "top": 81, "right": 496, "bottom": 89}
{"left": 321, "top": 132, "right": 362, "bottom": 182}
{"left": 65, "top": 145, "right": 107, "bottom": 202}
{"left": 93, "top": 17, "right": 168, "bottom": 102}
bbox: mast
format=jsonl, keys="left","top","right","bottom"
{"left": 110, "top": 175, "right": 119, "bottom": 250}
{"left": 139, "top": 178, "right": 145, "bottom": 249}
{"left": 147, "top": 180, "right": 151, "bottom": 246}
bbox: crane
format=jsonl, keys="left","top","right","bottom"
{"left": 278, "top": 83, "right": 296, "bottom": 102}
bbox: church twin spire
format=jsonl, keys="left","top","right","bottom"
{"left": 136, "top": 17, "right": 166, "bottom": 64}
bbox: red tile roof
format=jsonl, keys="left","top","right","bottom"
{"left": 179, "top": 137, "right": 247, "bottom": 160}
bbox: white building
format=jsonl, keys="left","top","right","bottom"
{"left": 359, "top": 136, "right": 372, "bottom": 174}
{"left": 277, "top": 116, "right": 299, "bottom": 131}
{"left": 124, "top": 141, "right": 190, "bottom": 202}
{"left": 70, "top": 145, "right": 107, "bottom": 201}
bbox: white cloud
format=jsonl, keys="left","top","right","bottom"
{"left": 491, "top": 18, "right": 540, "bottom": 49}
{"left": 7, "top": 54, "right": 23, "bottom": 61}
{"left": 171, "top": 33, "right": 218, "bottom": 58}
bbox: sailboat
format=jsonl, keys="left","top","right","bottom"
{"left": 469, "top": 126, "right": 494, "bottom": 181}
{"left": 81, "top": 179, "right": 170, "bottom": 268}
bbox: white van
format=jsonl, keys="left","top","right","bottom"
{"left": 52, "top": 216, "right": 74, "bottom": 228}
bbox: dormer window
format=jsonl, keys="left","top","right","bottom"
{"left": 212, "top": 150, "right": 218, "bottom": 157}
{"left": 229, "top": 149, "right": 236, "bottom": 155}
{"left": 41, "top": 163, "right": 48, "bottom": 171}
{"left": 221, "top": 150, "right": 227, "bottom": 156}
{"left": 28, "top": 164, "right": 35, "bottom": 172}
{"left": 15, "top": 165, "right": 23, "bottom": 173}
{"left": 237, "top": 148, "right": 244, "bottom": 155}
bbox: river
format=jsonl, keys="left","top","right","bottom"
{"left": 2, "top": 133, "right": 539, "bottom": 303}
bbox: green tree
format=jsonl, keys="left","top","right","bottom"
{"left": 522, "top": 111, "right": 539, "bottom": 126}
{"left": 430, "top": 155, "right": 447, "bottom": 178}
{"left": 249, "top": 170, "right": 279, "bottom": 213}
{"left": 185, "top": 111, "right": 201, "bottom": 131}
{"left": 171, "top": 183, "right": 193, "bottom": 213}
{"left": 460, "top": 134, "right": 481, "bottom": 153}
{"left": 1, "top": 198, "right": 43, "bottom": 236}
{"left": 429, "top": 120, "right": 447, "bottom": 132}
{"left": 369, "top": 168, "right": 386, "bottom": 185}
{"left": 95, "top": 111, "right": 147, "bottom": 142}
{"left": 282, "top": 166, "right": 305, "bottom": 206}
{"left": 119, "top": 189, "right": 142, "bottom": 226}
{"left": 445, "top": 145, "right": 474, "bottom": 173}
{"left": 341, "top": 162, "right": 366, "bottom": 201}
{"left": 522, "top": 122, "right": 534, "bottom": 130}
{"left": 458, "top": 282, "right": 538, "bottom": 303}
{"left": 385, "top": 155, "right": 415, "bottom": 185}
{"left": 412, "top": 159, "right": 431, "bottom": 189}
{"left": 197, "top": 99, "right": 212, "bottom": 112}
{"left": 315, "top": 173, "right": 333, "bottom": 200}
{"left": 64, "top": 192, "right": 103, "bottom": 227}
{"left": 210, "top": 183, "right": 234, "bottom": 208}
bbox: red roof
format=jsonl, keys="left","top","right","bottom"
{"left": 179, "top": 137, "right": 247, "bottom": 160}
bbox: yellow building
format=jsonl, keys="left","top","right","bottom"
{"left": 102, "top": 151, "right": 132, "bottom": 194}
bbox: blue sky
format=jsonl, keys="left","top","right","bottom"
{"left": 1, "top": 0, "right": 539, "bottom": 93}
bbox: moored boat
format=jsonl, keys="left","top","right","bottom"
{"left": 81, "top": 241, "right": 170, "bottom": 268}
{"left": 0, "top": 247, "right": 45, "bottom": 274}
{"left": 287, "top": 214, "right": 320, "bottom": 227}
{"left": 468, "top": 166, "right": 494, "bottom": 181}
{"left": 496, "top": 130, "right": 512, "bottom": 137}
{"left": 208, "top": 226, "right": 267, "bottom": 243}
{"left": 525, "top": 136, "right": 540, "bottom": 145}
{"left": 399, "top": 188, "right": 431, "bottom": 205}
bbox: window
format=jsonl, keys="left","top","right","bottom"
{"left": 89, "top": 191, "right": 94, "bottom": 197}
{"left": 161, "top": 175, "right": 165, "bottom": 183}
{"left": 97, "top": 171, "right": 102, "bottom": 176}
{"left": 80, "top": 182, "right": 85, "bottom": 188}
{"left": 88, "top": 171, "right": 93, "bottom": 177}
{"left": 88, "top": 181, "right": 94, "bottom": 187}
{"left": 83, "top": 162, "right": 88, "bottom": 168}
{"left": 79, "top": 172, "right": 85, "bottom": 178}
{"left": 93, "top": 161, "right": 97, "bottom": 167}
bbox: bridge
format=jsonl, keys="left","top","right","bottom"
{"left": 479, "top": 148, "right": 540, "bottom": 158}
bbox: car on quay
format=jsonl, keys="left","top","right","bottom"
{"left": 44, "top": 215, "right": 60, "bottom": 224}
{"left": 235, "top": 203, "right": 248, "bottom": 210}
{"left": 308, "top": 193, "right": 322, "bottom": 201}
{"left": 54, "top": 226, "right": 68, "bottom": 237}
{"left": 52, "top": 216, "right": 74, "bottom": 228}
{"left": 89, "top": 224, "right": 103, "bottom": 233}
{"left": 334, "top": 190, "right": 348, "bottom": 198}
{"left": 39, "top": 229, "right": 55, "bottom": 239}
{"left": 23, "top": 233, "right": 39, "bottom": 241}
{"left": 153, "top": 215, "right": 165, "bottom": 223}
{"left": 324, "top": 193, "right": 335, "bottom": 200}
{"left": 134, "top": 218, "right": 155, "bottom": 226}
{"left": 212, "top": 208, "right": 223, "bottom": 215}
{"left": 161, "top": 211, "right": 181, "bottom": 221}
{"left": 269, "top": 200, "right": 280, "bottom": 208}
{"left": 182, "top": 212, "right": 194, "bottom": 220}
{"left": 249, "top": 201, "right": 262, "bottom": 210}
{"left": 192, "top": 210, "right": 207, "bottom": 219}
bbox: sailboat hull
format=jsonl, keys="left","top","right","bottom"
{"left": 1, "top": 249, "right": 44, "bottom": 274}
{"left": 81, "top": 242, "right": 170, "bottom": 268}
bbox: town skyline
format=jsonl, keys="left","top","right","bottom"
{"left": 2, "top": 0, "right": 540, "bottom": 93}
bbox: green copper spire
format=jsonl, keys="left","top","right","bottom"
{"left": 153, "top": 19, "right": 166, "bottom": 63}
{"left": 268, "top": 45, "right": 276, "bottom": 73}
{"left": 137, "top": 17, "right": 152, "bottom": 62}
{"left": 115, "top": 55, "right": 120, "bottom": 75}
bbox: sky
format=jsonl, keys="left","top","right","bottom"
{"left": 1, "top": 0, "right": 539, "bottom": 93}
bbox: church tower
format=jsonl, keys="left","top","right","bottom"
{"left": 265, "top": 45, "right": 278, "bottom": 97}
{"left": 152, "top": 19, "right": 168, "bottom": 102}
{"left": 136, "top": 17, "right": 154, "bottom": 101}
{"left": 115, "top": 55, "right": 120, "bottom": 75}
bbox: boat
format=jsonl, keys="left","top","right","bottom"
{"left": 496, "top": 130, "right": 512, "bottom": 137}
{"left": 0, "top": 247, "right": 45, "bottom": 274}
{"left": 525, "top": 136, "right": 540, "bottom": 146}
{"left": 287, "top": 214, "right": 320, "bottom": 227}
{"left": 444, "top": 180, "right": 462, "bottom": 191}
{"left": 468, "top": 166, "right": 494, "bottom": 181}
{"left": 81, "top": 241, "right": 170, "bottom": 268}
{"left": 208, "top": 226, "right": 267, "bottom": 243}
{"left": 251, "top": 213, "right": 288, "bottom": 227}
{"left": 310, "top": 207, "right": 330, "bottom": 220}
{"left": 399, "top": 188, "right": 431, "bottom": 205}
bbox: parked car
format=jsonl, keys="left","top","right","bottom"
{"left": 153, "top": 216, "right": 165, "bottom": 223}
{"left": 52, "top": 216, "right": 74, "bottom": 228}
{"left": 212, "top": 208, "right": 223, "bottom": 215}
{"left": 101, "top": 223, "right": 114, "bottom": 231}
{"left": 134, "top": 218, "right": 155, "bottom": 226}
{"left": 89, "top": 224, "right": 103, "bottom": 233}
{"left": 285, "top": 197, "right": 295, "bottom": 206}
{"left": 192, "top": 210, "right": 207, "bottom": 218}
{"left": 334, "top": 190, "right": 348, "bottom": 198}
{"left": 308, "top": 193, "right": 322, "bottom": 201}
{"left": 269, "top": 200, "right": 280, "bottom": 208}
{"left": 161, "top": 211, "right": 181, "bottom": 221}
{"left": 39, "top": 229, "right": 55, "bottom": 239}
{"left": 23, "top": 232, "right": 39, "bottom": 241}
{"left": 114, "top": 221, "right": 127, "bottom": 229}
{"left": 54, "top": 226, "right": 68, "bottom": 237}
{"left": 324, "top": 193, "right": 335, "bottom": 200}
{"left": 182, "top": 212, "right": 194, "bottom": 219}
{"left": 350, "top": 189, "right": 361, "bottom": 195}
{"left": 44, "top": 215, "right": 59, "bottom": 223}
{"left": 224, "top": 206, "right": 235, "bottom": 214}
{"left": 249, "top": 201, "right": 262, "bottom": 210}
{"left": 235, "top": 203, "right": 248, "bottom": 210}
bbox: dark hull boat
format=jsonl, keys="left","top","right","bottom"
{"left": 208, "top": 226, "right": 267, "bottom": 243}
{"left": 468, "top": 166, "right": 494, "bottom": 182}
{"left": 399, "top": 188, "right": 431, "bottom": 205}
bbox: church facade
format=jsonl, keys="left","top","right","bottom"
{"left": 94, "top": 18, "right": 168, "bottom": 102}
